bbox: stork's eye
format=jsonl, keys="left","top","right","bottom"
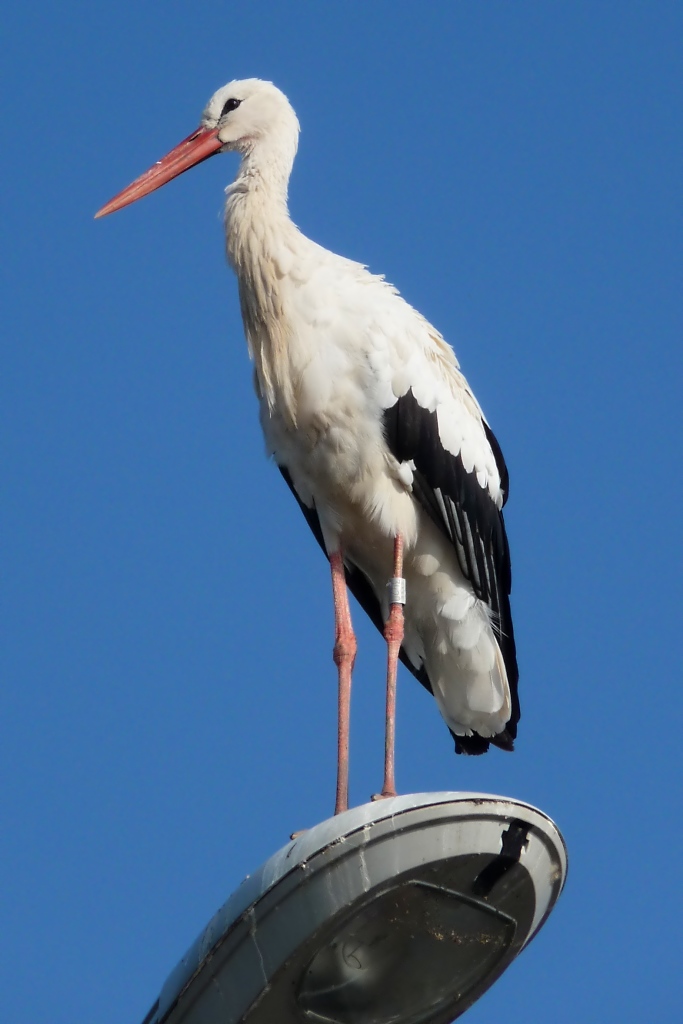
{"left": 221, "top": 98, "right": 242, "bottom": 117}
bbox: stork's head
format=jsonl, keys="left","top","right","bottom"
{"left": 203, "top": 79, "right": 299, "bottom": 153}
{"left": 95, "top": 79, "right": 300, "bottom": 218}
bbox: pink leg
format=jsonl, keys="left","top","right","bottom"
{"left": 379, "top": 534, "right": 405, "bottom": 799}
{"left": 330, "top": 551, "right": 357, "bottom": 815}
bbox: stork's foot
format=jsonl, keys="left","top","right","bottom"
{"left": 371, "top": 789, "right": 397, "bottom": 802}
{"left": 290, "top": 829, "right": 308, "bottom": 840}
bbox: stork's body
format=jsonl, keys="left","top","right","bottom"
{"left": 96, "top": 79, "right": 519, "bottom": 809}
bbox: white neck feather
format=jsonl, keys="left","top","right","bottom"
{"left": 224, "top": 129, "right": 302, "bottom": 423}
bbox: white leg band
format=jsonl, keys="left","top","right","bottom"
{"left": 387, "top": 577, "right": 407, "bottom": 605}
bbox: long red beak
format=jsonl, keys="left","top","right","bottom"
{"left": 95, "top": 126, "right": 223, "bottom": 219}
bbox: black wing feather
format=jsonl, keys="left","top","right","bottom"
{"left": 383, "top": 389, "right": 519, "bottom": 754}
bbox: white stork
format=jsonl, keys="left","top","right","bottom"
{"left": 96, "top": 79, "right": 519, "bottom": 814}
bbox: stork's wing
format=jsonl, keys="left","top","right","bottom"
{"left": 382, "top": 387, "right": 519, "bottom": 750}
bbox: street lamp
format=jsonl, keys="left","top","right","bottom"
{"left": 139, "top": 792, "right": 566, "bottom": 1024}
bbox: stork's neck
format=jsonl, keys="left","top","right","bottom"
{"left": 225, "top": 134, "right": 302, "bottom": 270}
{"left": 224, "top": 133, "right": 303, "bottom": 422}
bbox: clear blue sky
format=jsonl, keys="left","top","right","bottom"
{"left": 2, "top": 3, "right": 681, "bottom": 1021}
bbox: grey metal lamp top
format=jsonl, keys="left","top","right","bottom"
{"left": 142, "top": 792, "right": 567, "bottom": 1024}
